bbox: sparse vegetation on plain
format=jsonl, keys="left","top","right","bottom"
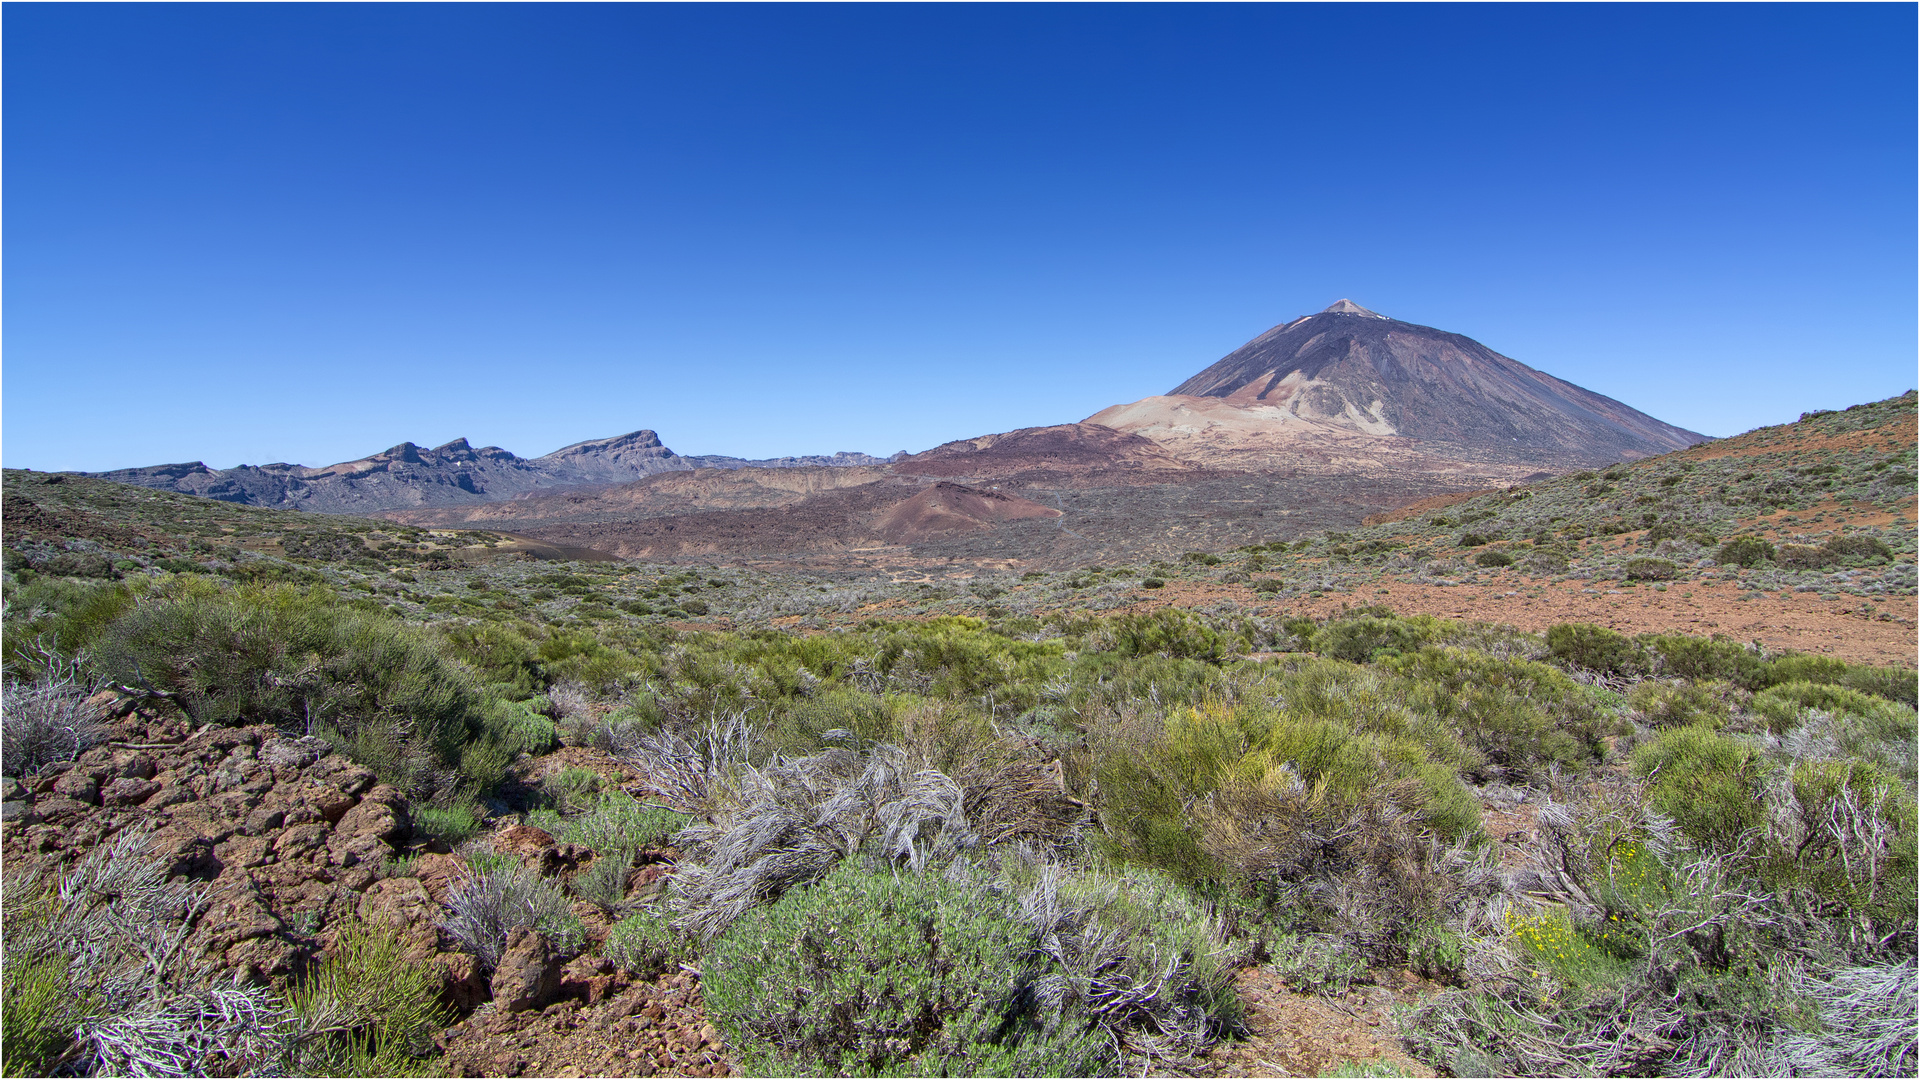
{"left": 2, "top": 392, "right": 1914, "bottom": 1076}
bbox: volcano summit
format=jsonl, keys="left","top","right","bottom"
{"left": 1089, "top": 300, "right": 1708, "bottom": 474}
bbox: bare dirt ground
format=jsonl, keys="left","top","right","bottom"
{"left": 1116, "top": 574, "right": 1916, "bottom": 668}
{"left": 1179, "top": 967, "right": 1438, "bottom": 1078}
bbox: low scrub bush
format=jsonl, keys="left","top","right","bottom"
{"left": 560, "top": 790, "right": 689, "bottom": 855}
{"left": 1777, "top": 544, "right": 1829, "bottom": 570}
{"left": 1, "top": 952, "right": 78, "bottom": 1076}
{"left": 1768, "top": 758, "right": 1916, "bottom": 921}
{"left": 1410, "top": 772, "right": 1917, "bottom": 1077}
{"left": 479, "top": 698, "right": 558, "bottom": 757}
{"left": 569, "top": 851, "right": 634, "bottom": 911}
{"left": 1, "top": 664, "right": 107, "bottom": 777}
{"left": 603, "top": 908, "right": 692, "bottom": 979}
{"left": 1, "top": 830, "right": 296, "bottom": 1076}
{"left": 1766, "top": 654, "right": 1917, "bottom": 708}
{"left": 1631, "top": 727, "right": 1763, "bottom": 852}
{"left": 1645, "top": 634, "right": 1768, "bottom": 688}
{"left": 289, "top": 917, "right": 449, "bottom": 1076}
{"left": 705, "top": 859, "right": 1112, "bottom": 1077}
{"left": 413, "top": 804, "right": 480, "bottom": 845}
{"left": 1750, "top": 681, "right": 1889, "bottom": 733}
{"left": 1473, "top": 549, "right": 1514, "bottom": 568}
{"left": 1546, "top": 622, "right": 1646, "bottom": 676}
{"left": 93, "top": 581, "right": 483, "bottom": 794}
{"left": 1823, "top": 534, "right": 1893, "bottom": 562}
{"left": 763, "top": 689, "right": 898, "bottom": 756}
{"left": 441, "top": 864, "right": 585, "bottom": 971}
{"left": 0, "top": 578, "right": 135, "bottom": 674}
{"left": 1016, "top": 860, "right": 1243, "bottom": 1059}
{"left": 1628, "top": 679, "right": 1733, "bottom": 729}
{"left": 544, "top": 765, "right": 604, "bottom": 812}
{"left": 1623, "top": 557, "right": 1678, "bottom": 581}
{"left": 1109, "top": 608, "right": 1229, "bottom": 662}
{"left": 438, "top": 621, "right": 542, "bottom": 697}
{"left": 1387, "top": 648, "right": 1617, "bottom": 778}
{"left": 1716, "top": 535, "right": 1776, "bottom": 568}
{"left": 1502, "top": 906, "right": 1632, "bottom": 987}
{"left": 1096, "top": 671, "right": 1483, "bottom": 891}
{"left": 1311, "top": 614, "right": 1437, "bottom": 663}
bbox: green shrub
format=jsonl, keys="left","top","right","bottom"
{"left": 1624, "top": 557, "right": 1678, "bottom": 581}
{"left": 1764, "top": 654, "right": 1918, "bottom": 707}
{"left": 413, "top": 804, "right": 481, "bottom": 845}
{"left": 1832, "top": 663, "right": 1920, "bottom": 708}
{"left": 1097, "top": 676, "right": 1483, "bottom": 887}
{"left": 1, "top": 953, "right": 78, "bottom": 1077}
{"left": 0, "top": 578, "right": 135, "bottom": 674}
{"left": 1715, "top": 536, "right": 1776, "bottom": 568}
{"left": 545, "top": 766, "right": 604, "bottom": 814}
{"left": 704, "top": 859, "right": 1111, "bottom": 1077}
{"left": 1645, "top": 634, "right": 1768, "bottom": 689}
{"left": 1109, "top": 608, "right": 1227, "bottom": 662}
{"left": 1311, "top": 615, "right": 1434, "bottom": 663}
{"left": 1141, "top": 577, "right": 1166, "bottom": 589}
{"left": 571, "top": 850, "right": 635, "bottom": 911}
{"left": 1631, "top": 727, "right": 1764, "bottom": 851}
{"left": 1628, "top": 680, "right": 1732, "bottom": 729}
{"left": 479, "top": 697, "right": 558, "bottom": 756}
{"left": 1473, "top": 549, "right": 1514, "bottom": 568}
{"left": 94, "top": 581, "right": 480, "bottom": 793}
{"left": 1823, "top": 534, "right": 1893, "bottom": 562}
{"left": 765, "top": 689, "right": 898, "bottom": 756}
{"left": 1387, "top": 648, "right": 1612, "bottom": 775}
{"left": 1047, "top": 862, "right": 1243, "bottom": 1037}
{"left": 604, "top": 908, "right": 693, "bottom": 979}
{"left": 1546, "top": 623, "right": 1646, "bottom": 676}
{"left": 1770, "top": 759, "right": 1917, "bottom": 919}
{"left": 1776, "top": 544, "right": 1830, "bottom": 570}
{"left": 562, "top": 791, "right": 690, "bottom": 855}
{"left": 1458, "top": 533, "right": 1490, "bottom": 548}
{"left": 438, "top": 621, "right": 542, "bottom": 697}
{"left": 290, "top": 917, "right": 450, "bottom": 1076}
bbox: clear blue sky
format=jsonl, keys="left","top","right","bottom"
{"left": 6, "top": 4, "right": 1914, "bottom": 472}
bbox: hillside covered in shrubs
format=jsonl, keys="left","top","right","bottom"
{"left": 4, "top": 557, "right": 1915, "bottom": 1075}
{"left": 1, "top": 393, "right": 1915, "bottom": 1077}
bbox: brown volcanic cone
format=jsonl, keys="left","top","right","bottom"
{"left": 1149, "top": 299, "right": 1707, "bottom": 464}
{"left": 876, "top": 481, "right": 1061, "bottom": 544}
{"left": 894, "top": 423, "right": 1197, "bottom": 482}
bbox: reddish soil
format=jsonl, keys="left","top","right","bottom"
{"left": 894, "top": 423, "right": 1199, "bottom": 480}
{"left": 1181, "top": 968, "right": 1437, "bottom": 1078}
{"left": 1677, "top": 409, "right": 1916, "bottom": 462}
{"left": 876, "top": 482, "right": 1060, "bottom": 544}
{"left": 435, "top": 969, "right": 735, "bottom": 1078}
{"left": 1112, "top": 574, "right": 1917, "bottom": 668}
{"left": 1363, "top": 489, "right": 1501, "bottom": 527}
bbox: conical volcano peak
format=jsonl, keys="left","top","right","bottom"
{"left": 1321, "top": 298, "right": 1384, "bottom": 318}
{"left": 1150, "top": 300, "right": 1708, "bottom": 465}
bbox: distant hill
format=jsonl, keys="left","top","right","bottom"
{"left": 1088, "top": 299, "right": 1708, "bottom": 473}
{"left": 86, "top": 430, "right": 899, "bottom": 513}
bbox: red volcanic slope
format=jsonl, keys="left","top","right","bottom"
{"left": 875, "top": 481, "right": 1061, "bottom": 544}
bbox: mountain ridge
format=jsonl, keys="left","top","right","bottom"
{"left": 86, "top": 431, "right": 899, "bottom": 513}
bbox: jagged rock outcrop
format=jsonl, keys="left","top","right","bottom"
{"left": 87, "top": 432, "right": 896, "bottom": 514}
